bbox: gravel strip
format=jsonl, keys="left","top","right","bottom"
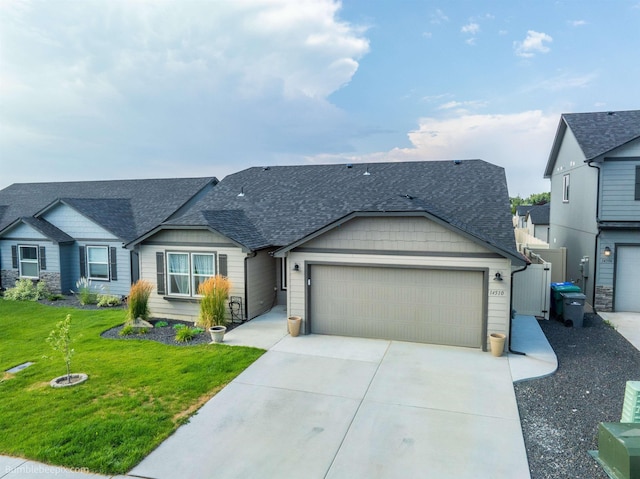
{"left": 515, "top": 313, "right": 640, "bottom": 479}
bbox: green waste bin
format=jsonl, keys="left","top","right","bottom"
{"left": 550, "top": 282, "right": 582, "bottom": 319}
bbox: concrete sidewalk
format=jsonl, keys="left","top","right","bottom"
{"left": 598, "top": 311, "right": 640, "bottom": 351}
{"left": 2, "top": 307, "right": 556, "bottom": 479}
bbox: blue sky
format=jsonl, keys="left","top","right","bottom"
{"left": 1, "top": 1, "right": 639, "bottom": 196}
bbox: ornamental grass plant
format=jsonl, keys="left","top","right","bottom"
{"left": 198, "top": 275, "right": 232, "bottom": 329}
{"left": 127, "top": 280, "right": 154, "bottom": 322}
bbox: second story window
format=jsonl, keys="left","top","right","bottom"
{"left": 563, "top": 174, "right": 570, "bottom": 203}
{"left": 635, "top": 166, "right": 640, "bottom": 200}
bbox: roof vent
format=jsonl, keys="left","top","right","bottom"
{"left": 346, "top": 164, "right": 353, "bottom": 169}
{"left": 363, "top": 167, "right": 371, "bottom": 176}
{"left": 262, "top": 166, "right": 271, "bottom": 171}
{"left": 607, "top": 111, "right": 616, "bottom": 116}
{"left": 453, "top": 159, "right": 462, "bottom": 165}
{"left": 403, "top": 194, "right": 414, "bottom": 200}
{"left": 237, "top": 187, "right": 245, "bottom": 197}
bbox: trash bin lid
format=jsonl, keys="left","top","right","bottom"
{"left": 561, "top": 292, "right": 586, "bottom": 299}
{"left": 553, "top": 284, "right": 582, "bottom": 293}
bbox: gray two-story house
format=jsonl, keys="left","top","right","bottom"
{"left": 544, "top": 110, "right": 640, "bottom": 312}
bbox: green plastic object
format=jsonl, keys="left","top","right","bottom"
{"left": 550, "top": 282, "right": 582, "bottom": 318}
{"left": 593, "top": 422, "right": 640, "bottom": 479}
{"left": 622, "top": 382, "right": 640, "bottom": 423}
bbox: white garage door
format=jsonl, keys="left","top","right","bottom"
{"left": 615, "top": 246, "right": 640, "bottom": 312}
{"left": 309, "top": 265, "right": 485, "bottom": 348}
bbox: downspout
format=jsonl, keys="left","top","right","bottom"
{"left": 509, "top": 262, "right": 529, "bottom": 355}
{"left": 587, "top": 160, "right": 602, "bottom": 309}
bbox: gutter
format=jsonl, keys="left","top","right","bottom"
{"left": 509, "top": 261, "right": 529, "bottom": 355}
{"left": 587, "top": 160, "right": 602, "bottom": 309}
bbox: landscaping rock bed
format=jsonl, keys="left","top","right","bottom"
{"left": 100, "top": 319, "right": 240, "bottom": 346}
{"left": 515, "top": 313, "right": 640, "bottom": 479}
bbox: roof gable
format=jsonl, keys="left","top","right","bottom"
{"left": 156, "top": 160, "right": 521, "bottom": 262}
{"left": 545, "top": 110, "right": 640, "bottom": 177}
{"left": 526, "top": 203, "right": 550, "bottom": 225}
{"left": 0, "top": 177, "right": 216, "bottom": 242}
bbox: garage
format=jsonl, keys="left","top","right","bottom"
{"left": 615, "top": 245, "right": 640, "bottom": 312}
{"left": 309, "top": 264, "right": 485, "bottom": 348}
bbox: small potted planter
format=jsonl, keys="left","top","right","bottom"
{"left": 489, "top": 333, "right": 506, "bottom": 357}
{"left": 209, "top": 325, "right": 227, "bottom": 343}
{"left": 288, "top": 316, "right": 302, "bottom": 337}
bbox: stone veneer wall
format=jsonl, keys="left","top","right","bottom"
{"left": 594, "top": 285, "right": 613, "bottom": 312}
{"left": 0, "top": 270, "right": 62, "bottom": 294}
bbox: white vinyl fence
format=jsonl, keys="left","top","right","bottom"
{"left": 512, "top": 258, "right": 552, "bottom": 319}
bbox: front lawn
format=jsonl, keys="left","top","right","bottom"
{"left": 0, "top": 300, "right": 264, "bottom": 475}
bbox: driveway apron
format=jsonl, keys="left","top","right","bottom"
{"left": 130, "top": 334, "right": 530, "bottom": 479}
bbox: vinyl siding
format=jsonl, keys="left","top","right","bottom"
{"left": 286, "top": 216, "right": 512, "bottom": 347}
{"left": 43, "top": 203, "right": 119, "bottom": 240}
{"left": 2, "top": 222, "right": 47, "bottom": 240}
{"left": 596, "top": 230, "right": 640, "bottom": 287}
{"left": 138, "top": 231, "right": 247, "bottom": 321}
{"left": 246, "top": 249, "right": 277, "bottom": 319}
{"left": 600, "top": 157, "right": 640, "bottom": 220}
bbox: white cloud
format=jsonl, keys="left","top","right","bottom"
{"left": 430, "top": 9, "right": 449, "bottom": 24}
{"left": 0, "top": 0, "right": 369, "bottom": 186}
{"left": 305, "top": 111, "right": 558, "bottom": 196}
{"left": 514, "top": 30, "right": 553, "bottom": 57}
{"left": 569, "top": 20, "right": 588, "bottom": 27}
{"left": 461, "top": 22, "right": 480, "bottom": 35}
{"left": 437, "top": 99, "right": 488, "bottom": 114}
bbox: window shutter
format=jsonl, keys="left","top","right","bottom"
{"left": 635, "top": 166, "right": 640, "bottom": 200}
{"left": 156, "top": 252, "right": 165, "bottom": 295}
{"left": 79, "top": 246, "right": 86, "bottom": 277}
{"left": 110, "top": 247, "right": 118, "bottom": 281}
{"left": 39, "top": 246, "right": 47, "bottom": 270}
{"left": 219, "top": 254, "right": 228, "bottom": 277}
{"left": 11, "top": 245, "right": 18, "bottom": 269}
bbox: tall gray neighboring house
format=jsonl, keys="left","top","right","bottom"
{"left": 544, "top": 109, "right": 640, "bottom": 312}
{"left": 0, "top": 177, "right": 217, "bottom": 295}
{"left": 128, "top": 160, "right": 526, "bottom": 351}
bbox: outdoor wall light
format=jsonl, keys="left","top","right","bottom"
{"left": 494, "top": 272, "right": 503, "bottom": 281}
{"left": 603, "top": 246, "right": 612, "bottom": 257}
{"left": 293, "top": 263, "right": 300, "bottom": 272}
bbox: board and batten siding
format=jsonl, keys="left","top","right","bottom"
{"left": 285, "top": 216, "right": 512, "bottom": 347}
{"left": 137, "top": 229, "right": 247, "bottom": 322}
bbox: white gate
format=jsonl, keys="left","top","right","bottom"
{"left": 512, "top": 260, "right": 552, "bottom": 319}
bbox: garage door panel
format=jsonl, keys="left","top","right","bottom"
{"left": 310, "top": 265, "right": 484, "bottom": 348}
{"left": 615, "top": 246, "right": 640, "bottom": 312}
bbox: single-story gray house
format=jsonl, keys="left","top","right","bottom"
{"left": 128, "top": 160, "right": 526, "bottom": 351}
{"left": 0, "top": 177, "right": 217, "bottom": 295}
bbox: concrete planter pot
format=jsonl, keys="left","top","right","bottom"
{"left": 288, "top": 316, "right": 301, "bottom": 337}
{"left": 489, "top": 333, "right": 506, "bottom": 357}
{"left": 209, "top": 326, "right": 227, "bottom": 343}
{"left": 50, "top": 373, "right": 88, "bottom": 388}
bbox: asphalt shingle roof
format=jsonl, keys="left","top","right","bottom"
{"left": 563, "top": 110, "right": 640, "bottom": 160}
{"left": 0, "top": 177, "right": 216, "bottom": 242}
{"left": 527, "top": 203, "right": 550, "bottom": 225}
{"left": 165, "top": 160, "right": 520, "bottom": 259}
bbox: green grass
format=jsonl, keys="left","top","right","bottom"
{"left": 0, "top": 300, "right": 264, "bottom": 474}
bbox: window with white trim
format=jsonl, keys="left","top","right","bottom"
{"left": 167, "top": 252, "right": 216, "bottom": 296}
{"left": 19, "top": 245, "right": 39, "bottom": 278}
{"left": 87, "top": 246, "right": 109, "bottom": 280}
{"left": 562, "top": 174, "right": 570, "bottom": 203}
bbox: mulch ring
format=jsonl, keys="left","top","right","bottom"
{"left": 100, "top": 318, "right": 241, "bottom": 346}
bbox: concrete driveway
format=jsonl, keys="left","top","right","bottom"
{"left": 599, "top": 311, "right": 640, "bottom": 351}
{"left": 131, "top": 333, "right": 530, "bottom": 479}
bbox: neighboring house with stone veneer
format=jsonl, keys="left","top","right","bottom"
{"left": 128, "top": 160, "right": 526, "bottom": 351}
{"left": 544, "top": 109, "right": 640, "bottom": 312}
{"left": 0, "top": 177, "right": 216, "bottom": 295}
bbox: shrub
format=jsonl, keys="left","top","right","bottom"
{"left": 119, "top": 325, "right": 135, "bottom": 336}
{"left": 197, "top": 275, "right": 232, "bottom": 328}
{"left": 47, "top": 293, "right": 66, "bottom": 301}
{"left": 174, "top": 326, "right": 202, "bottom": 343}
{"left": 97, "top": 294, "right": 122, "bottom": 307}
{"left": 155, "top": 321, "right": 169, "bottom": 328}
{"left": 127, "top": 280, "right": 154, "bottom": 322}
{"left": 3, "top": 279, "right": 49, "bottom": 301}
{"left": 73, "top": 277, "right": 102, "bottom": 305}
